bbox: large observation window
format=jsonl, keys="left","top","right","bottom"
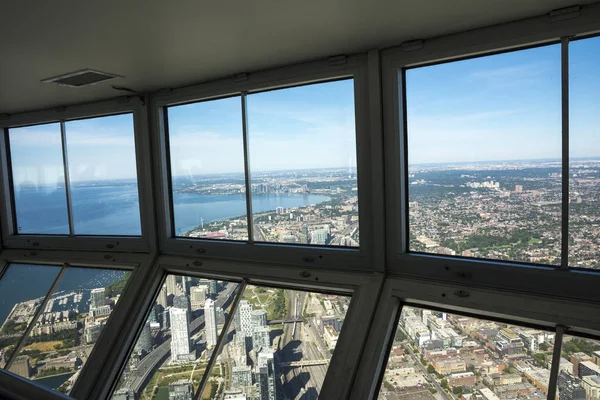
{"left": 204, "top": 284, "right": 350, "bottom": 400}
{"left": 406, "top": 45, "right": 562, "bottom": 265}
{"left": 111, "top": 275, "right": 241, "bottom": 399}
{"left": 569, "top": 36, "right": 600, "bottom": 269}
{"left": 378, "top": 306, "right": 554, "bottom": 400}
{"left": 7, "top": 113, "right": 141, "bottom": 236}
{"left": 1, "top": 264, "right": 131, "bottom": 395}
{"left": 167, "top": 96, "right": 247, "bottom": 240}
{"left": 247, "top": 80, "right": 359, "bottom": 247}
{"left": 164, "top": 79, "right": 360, "bottom": 248}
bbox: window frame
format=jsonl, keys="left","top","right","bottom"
{"left": 88, "top": 255, "right": 383, "bottom": 400}
{"left": 0, "top": 249, "right": 154, "bottom": 400}
{"left": 0, "top": 97, "right": 157, "bottom": 253}
{"left": 381, "top": 3, "right": 600, "bottom": 301}
{"left": 151, "top": 54, "right": 385, "bottom": 272}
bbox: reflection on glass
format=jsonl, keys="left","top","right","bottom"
{"left": 379, "top": 306, "right": 554, "bottom": 400}
{"left": 247, "top": 80, "right": 359, "bottom": 247}
{"left": 13, "top": 267, "right": 130, "bottom": 394}
{"left": 569, "top": 36, "right": 600, "bottom": 269}
{"left": 9, "top": 123, "right": 69, "bottom": 234}
{"left": 406, "top": 45, "right": 562, "bottom": 265}
{"left": 168, "top": 97, "right": 247, "bottom": 240}
{"left": 65, "top": 114, "right": 141, "bottom": 235}
{"left": 205, "top": 285, "right": 350, "bottom": 400}
{"left": 556, "top": 335, "right": 600, "bottom": 400}
{"left": 0, "top": 264, "right": 61, "bottom": 369}
{"left": 111, "top": 276, "right": 240, "bottom": 399}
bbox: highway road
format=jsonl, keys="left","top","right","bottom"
{"left": 119, "top": 282, "right": 239, "bottom": 396}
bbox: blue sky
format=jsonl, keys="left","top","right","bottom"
{"left": 10, "top": 114, "right": 137, "bottom": 185}
{"left": 9, "top": 36, "right": 600, "bottom": 184}
{"left": 168, "top": 79, "right": 357, "bottom": 178}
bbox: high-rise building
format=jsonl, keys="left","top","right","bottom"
{"left": 84, "top": 320, "right": 104, "bottom": 344}
{"left": 168, "top": 379, "right": 193, "bottom": 400}
{"left": 134, "top": 322, "right": 152, "bottom": 355}
{"left": 169, "top": 308, "right": 192, "bottom": 363}
{"left": 157, "top": 285, "right": 168, "bottom": 309}
{"left": 198, "top": 279, "right": 217, "bottom": 295}
{"left": 166, "top": 275, "right": 179, "bottom": 296}
{"left": 205, "top": 298, "right": 218, "bottom": 348}
{"left": 252, "top": 326, "right": 270, "bottom": 352}
{"left": 231, "top": 365, "right": 253, "bottom": 388}
{"left": 173, "top": 294, "right": 191, "bottom": 320}
{"left": 236, "top": 300, "right": 253, "bottom": 335}
{"left": 112, "top": 388, "right": 137, "bottom": 400}
{"left": 310, "top": 228, "right": 329, "bottom": 245}
{"left": 190, "top": 286, "right": 206, "bottom": 310}
{"left": 90, "top": 287, "right": 106, "bottom": 310}
{"left": 251, "top": 309, "right": 268, "bottom": 329}
{"left": 256, "top": 348, "right": 276, "bottom": 400}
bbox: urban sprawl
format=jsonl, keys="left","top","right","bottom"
{"left": 379, "top": 307, "right": 600, "bottom": 400}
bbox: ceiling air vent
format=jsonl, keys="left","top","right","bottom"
{"left": 41, "top": 69, "right": 121, "bottom": 88}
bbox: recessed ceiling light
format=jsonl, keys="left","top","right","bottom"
{"left": 41, "top": 69, "right": 121, "bottom": 88}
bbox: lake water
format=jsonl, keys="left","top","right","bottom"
{"left": 13, "top": 184, "right": 330, "bottom": 236}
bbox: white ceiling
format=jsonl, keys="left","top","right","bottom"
{"left": 0, "top": 0, "right": 594, "bottom": 114}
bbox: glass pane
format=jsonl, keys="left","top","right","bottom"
{"left": 378, "top": 306, "right": 554, "bottom": 400}
{"left": 111, "top": 276, "right": 241, "bottom": 399}
{"left": 168, "top": 97, "right": 248, "bottom": 240}
{"left": 13, "top": 267, "right": 131, "bottom": 395}
{"left": 65, "top": 114, "right": 141, "bottom": 235}
{"left": 556, "top": 335, "right": 600, "bottom": 400}
{"left": 0, "top": 264, "right": 61, "bottom": 370}
{"left": 9, "top": 123, "right": 70, "bottom": 234}
{"left": 569, "top": 36, "right": 600, "bottom": 269}
{"left": 406, "top": 45, "right": 562, "bottom": 265}
{"left": 204, "top": 284, "right": 351, "bottom": 399}
{"left": 247, "top": 80, "right": 359, "bottom": 247}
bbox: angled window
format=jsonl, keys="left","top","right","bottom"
{"left": 8, "top": 123, "right": 69, "bottom": 234}
{"left": 555, "top": 334, "right": 600, "bottom": 400}
{"left": 378, "top": 306, "right": 554, "bottom": 400}
{"left": 6, "top": 113, "right": 141, "bottom": 236}
{"left": 201, "top": 284, "right": 350, "bottom": 399}
{"left": 65, "top": 113, "right": 141, "bottom": 235}
{"left": 2, "top": 265, "right": 131, "bottom": 395}
{"left": 111, "top": 275, "right": 241, "bottom": 399}
{"left": 0, "top": 264, "right": 62, "bottom": 369}
{"left": 167, "top": 97, "right": 247, "bottom": 241}
{"left": 405, "top": 45, "right": 562, "bottom": 265}
{"left": 247, "top": 80, "right": 359, "bottom": 247}
{"left": 569, "top": 35, "right": 600, "bottom": 269}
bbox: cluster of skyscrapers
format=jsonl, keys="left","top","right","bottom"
{"left": 225, "top": 300, "right": 276, "bottom": 400}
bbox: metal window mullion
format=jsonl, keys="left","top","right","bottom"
{"left": 241, "top": 93, "right": 255, "bottom": 243}
{"left": 5, "top": 263, "right": 68, "bottom": 370}
{"left": 560, "top": 37, "right": 570, "bottom": 269}
{"left": 194, "top": 279, "right": 247, "bottom": 400}
{"left": 546, "top": 325, "right": 566, "bottom": 400}
{"left": 60, "top": 121, "right": 75, "bottom": 236}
